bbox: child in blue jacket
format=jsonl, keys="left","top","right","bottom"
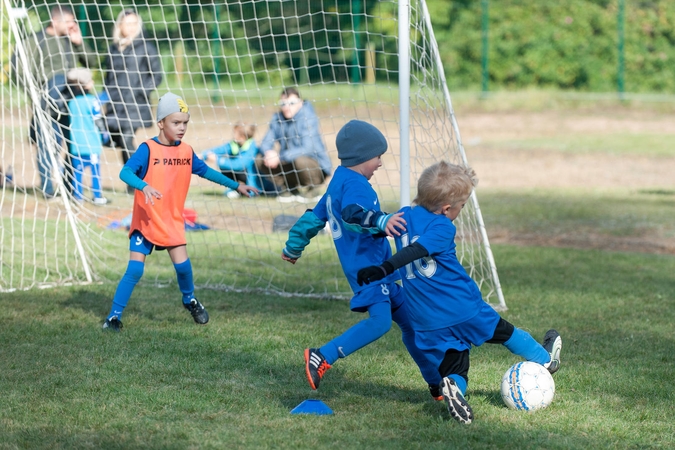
{"left": 201, "top": 122, "right": 262, "bottom": 197}
{"left": 66, "top": 68, "right": 110, "bottom": 205}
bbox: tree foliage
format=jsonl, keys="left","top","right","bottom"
{"left": 4, "top": 0, "right": 675, "bottom": 92}
{"left": 435, "top": 0, "right": 675, "bottom": 92}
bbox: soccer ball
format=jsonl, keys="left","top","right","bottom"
{"left": 501, "top": 361, "right": 555, "bottom": 411}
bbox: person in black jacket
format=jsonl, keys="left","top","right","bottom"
{"left": 102, "top": 9, "right": 163, "bottom": 180}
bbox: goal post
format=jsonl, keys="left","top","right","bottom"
{"left": 0, "top": 0, "right": 506, "bottom": 310}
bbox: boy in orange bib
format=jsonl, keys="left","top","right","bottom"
{"left": 103, "top": 93, "right": 258, "bottom": 331}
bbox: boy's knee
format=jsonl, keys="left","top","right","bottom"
{"left": 369, "top": 315, "right": 392, "bottom": 336}
{"left": 487, "top": 318, "right": 515, "bottom": 344}
{"left": 124, "top": 260, "right": 144, "bottom": 282}
{"left": 173, "top": 259, "right": 192, "bottom": 276}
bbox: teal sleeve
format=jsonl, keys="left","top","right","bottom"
{"left": 282, "top": 210, "right": 326, "bottom": 260}
{"left": 201, "top": 166, "right": 240, "bottom": 190}
{"left": 120, "top": 166, "right": 148, "bottom": 192}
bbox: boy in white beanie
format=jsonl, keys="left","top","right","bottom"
{"left": 281, "top": 119, "right": 441, "bottom": 398}
{"left": 102, "top": 93, "right": 258, "bottom": 331}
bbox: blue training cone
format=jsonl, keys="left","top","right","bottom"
{"left": 290, "top": 399, "right": 333, "bottom": 415}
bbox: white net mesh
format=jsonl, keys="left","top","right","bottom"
{"left": 0, "top": 0, "right": 504, "bottom": 309}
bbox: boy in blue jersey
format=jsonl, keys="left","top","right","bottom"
{"left": 282, "top": 120, "right": 441, "bottom": 398}
{"left": 65, "top": 68, "right": 110, "bottom": 205}
{"left": 201, "top": 121, "right": 263, "bottom": 198}
{"left": 102, "top": 93, "right": 258, "bottom": 332}
{"left": 357, "top": 161, "right": 562, "bottom": 424}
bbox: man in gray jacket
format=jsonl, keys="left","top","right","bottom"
{"left": 257, "top": 87, "right": 332, "bottom": 203}
{"left": 21, "top": 5, "right": 98, "bottom": 198}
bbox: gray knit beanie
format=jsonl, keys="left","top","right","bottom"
{"left": 156, "top": 93, "right": 189, "bottom": 122}
{"left": 336, "top": 120, "right": 388, "bottom": 167}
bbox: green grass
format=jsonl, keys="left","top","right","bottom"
{"left": 480, "top": 188, "right": 675, "bottom": 242}
{"left": 1, "top": 243, "right": 674, "bottom": 449}
{"left": 483, "top": 132, "right": 675, "bottom": 157}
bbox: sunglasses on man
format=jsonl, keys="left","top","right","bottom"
{"left": 278, "top": 99, "right": 301, "bottom": 108}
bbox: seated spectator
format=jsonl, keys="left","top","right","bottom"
{"left": 256, "top": 87, "right": 332, "bottom": 203}
{"left": 201, "top": 122, "right": 262, "bottom": 198}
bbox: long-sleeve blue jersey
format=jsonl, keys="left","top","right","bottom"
{"left": 283, "top": 166, "right": 398, "bottom": 294}
{"left": 393, "top": 205, "right": 485, "bottom": 331}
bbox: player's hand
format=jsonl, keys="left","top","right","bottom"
{"left": 384, "top": 212, "right": 406, "bottom": 237}
{"left": 237, "top": 184, "right": 259, "bottom": 198}
{"left": 141, "top": 185, "right": 162, "bottom": 205}
{"left": 281, "top": 252, "right": 297, "bottom": 264}
{"left": 357, "top": 265, "right": 387, "bottom": 286}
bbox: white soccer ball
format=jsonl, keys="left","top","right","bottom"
{"left": 501, "top": 361, "right": 555, "bottom": 411}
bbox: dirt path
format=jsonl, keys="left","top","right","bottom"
{"left": 456, "top": 110, "right": 675, "bottom": 254}
{"left": 457, "top": 110, "right": 675, "bottom": 190}
{"left": 4, "top": 107, "right": 674, "bottom": 254}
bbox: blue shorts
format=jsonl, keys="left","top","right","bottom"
{"left": 350, "top": 281, "right": 404, "bottom": 313}
{"left": 129, "top": 230, "right": 166, "bottom": 255}
{"left": 414, "top": 301, "right": 501, "bottom": 369}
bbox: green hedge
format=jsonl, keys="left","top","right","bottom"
{"left": 4, "top": 1, "right": 675, "bottom": 93}
{"left": 432, "top": 0, "right": 675, "bottom": 92}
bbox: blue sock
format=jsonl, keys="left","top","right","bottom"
{"left": 107, "top": 260, "right": 144, "bottom": 321}
{"left": 450, "top": 374, "right": 468, "bottom": 396}
{"left": 320, "top": 302, "right": 391, "bottom": 365}
{"left": 504, "top": 328, "right": 551, "bottom": 366}
{"left": 174, "top": 259, "right": 194, "bottom": 304}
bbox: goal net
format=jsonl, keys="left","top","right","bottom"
{"left": 0, "top": 0, "right": 505, "bottom": 310}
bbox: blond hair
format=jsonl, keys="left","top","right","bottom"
{"left": 113, "top": 9, "right": 143, "bottom": 50}
{"left": 413, "top": 161, "right": 478, "bottom": 211}
{"left": 233, "top": 122, "right": 256, "bottom": 140}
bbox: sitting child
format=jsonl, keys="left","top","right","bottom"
{"left": 65, "top": 68, "right": 110, "bottom": 205}
{"left": 357, "top": 161, "right": 562, "bottom": 424}
{"left": 201, "top": 121, "right": 262, "bottom": 197}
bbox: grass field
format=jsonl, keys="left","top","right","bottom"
{"left": 2, "top": 196, "right": 675, "bottom": 448}
{"left": 2, "top": 93, "right": 675, "bottom": 448}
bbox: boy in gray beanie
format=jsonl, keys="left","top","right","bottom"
{"left": 102, "top": 92, "right": 258, "bottom": 332}
{"left": 281, "top": 119, "right": 441, "bottom": 398}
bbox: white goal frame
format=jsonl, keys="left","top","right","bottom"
{"left": 1, "top": 0, "right": 505, "bottom": 310}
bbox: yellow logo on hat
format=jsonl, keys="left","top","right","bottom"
{"left": 177, "top": 98, "right": 189, "bottom": 113}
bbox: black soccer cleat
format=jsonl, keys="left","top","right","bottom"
{"left": 429, "top": 383, "right": 443, "bottom": 401}
{"left": 441, "top": 377, "right": 474, "bottom": 425}
{"left": 184, "top": 298, "right": 209, "bottom": 324}
{"left": 542, "top": 329, "right": 562, "bottom": 374}
{"left": 304, "top": 348, "right": 331, "bottom": 390}
{"left": 102, "top": 316, "right": 123, "bottom": 332}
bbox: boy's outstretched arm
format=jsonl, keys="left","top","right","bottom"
{"left": 357, "top": 242, "right": 429, "bottom": 285}
{"left": 282, "top": 210, "right": 326, "bottom": 264}
{"left": 198, "top": 162, "right": 259, "bottom": 197}
{"left": 341, "top": 204, "right": 406, "bottom": 237}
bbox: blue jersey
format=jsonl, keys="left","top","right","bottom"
{"left": 394, "top": 205, "right": 484, "bottom": 331}
{"left": 311, "top": 166, "right": 399, "bottom": 293}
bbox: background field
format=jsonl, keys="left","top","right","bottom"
{"left": 1, "top": 96, "right": 674, "bottom": 449}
